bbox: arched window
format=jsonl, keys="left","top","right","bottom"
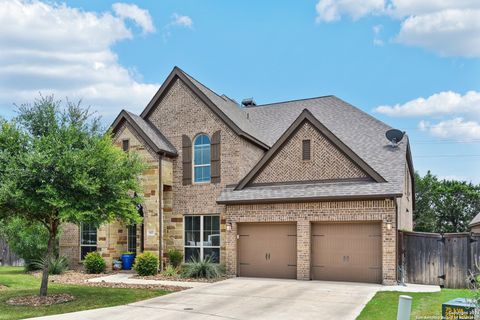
{"left": 193, "top": 134, "right": 211, "bottom": 183}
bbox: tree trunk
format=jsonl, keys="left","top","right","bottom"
{"left": 39, "top": 221, "right": 57, "bottom": 297}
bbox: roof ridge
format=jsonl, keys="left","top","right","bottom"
{"left": 254, "top": 95, "right": 335, "bottom": 108}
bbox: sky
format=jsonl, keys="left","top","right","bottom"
{"left": 0, "top": 0, "right": 479, "bottom": 183}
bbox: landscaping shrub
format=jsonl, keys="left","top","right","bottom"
{"left": 133, "top": 252, "right": 158, "bottom": 276}
{"left": 167, "top": 249, "right": 183, "bottom": 268}
{"left": 181, "top": 256, "right": 225, "bottom": 279}
{"left": 84, "top": 252, "right": 106, "bottom": 274}
{"left": 31, "top": 256, "right": 69, "bottom": 275}
{"left": 162, "top": 264, "right": 179, "bottom": 277}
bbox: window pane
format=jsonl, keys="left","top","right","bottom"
{"left": 81, "top": 223, "right": 97, "bottom": 245}
{"left": 204, "top": 232, "right": 220, "bottom": 246}
{"left": 185, "top": 216, "right": 201, "bottom": 246}
{"left": 185, "top": 247, "right": 200, "bottom": 263}
{"left": 194, "top": 148, "right": 202, "bottom": 165}
{"left": 204, "top": 248, "right": 220, "bottom": 263}
{"left": 202, "top": 147, "right": 210, "bottom": 164}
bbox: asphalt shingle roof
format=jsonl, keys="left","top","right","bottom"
{"left": 124, "top": 111, "right": 177, "bottom": 155}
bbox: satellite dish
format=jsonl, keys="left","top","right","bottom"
{"left": 385, "top": 129, "right": 405, "bottom": 147}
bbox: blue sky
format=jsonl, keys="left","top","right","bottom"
{"left": 0, "top": 0, "right": 479, "bottom": 182}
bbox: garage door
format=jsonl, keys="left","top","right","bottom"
{"left": 237, "top": 223, "right": 296, "bottom": 279}
{"left": 311, "top": 222, "right": 382, "bottom": 283}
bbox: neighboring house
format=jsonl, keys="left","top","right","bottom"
{"left": 470, "top": 213, "right": 480, "bottom": 233}
{"left": 59, "top": 66, "right": 414, "bottom": 285}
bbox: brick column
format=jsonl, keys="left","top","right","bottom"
{"left": 225, "top": 221, "right": 237, "bottom": 276}
{"left": 382, "top": 219, "right": 397, "bottom": 285}
{"left": 297, "top": 219, "right": 310, "bottom": 280}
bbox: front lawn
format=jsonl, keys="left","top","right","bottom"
{"left": 358, "top": 289, "right": 474, "bottom": 320}
{"left": 0, "top": 266, "right": 170, "bottom": 320}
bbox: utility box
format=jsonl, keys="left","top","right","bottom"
{"left": 442, "top": 298, "right": 476, "bottom": 320}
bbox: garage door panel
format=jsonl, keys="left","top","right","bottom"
{"left": 311, "top": 223, "right": 382, "bottom": 283}
{"left": 238, "top": 223, "right": 296, "bottom": 279}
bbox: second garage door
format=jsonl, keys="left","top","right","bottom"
{"left": 237, "top": 223, "right": 296, "bottom": 279}
{"left": 311, "top": 222, "right": 382, "bottom": 283}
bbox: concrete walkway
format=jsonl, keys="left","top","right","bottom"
{"left": 87, "top": 273, "right": 209, "bottom": 288}
{"left": 29, "top": 277, "right": 440, "bottom": 320}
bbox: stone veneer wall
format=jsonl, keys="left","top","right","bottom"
{"left": 252, "top": 121, "right": 368, "bottom": 185}
{"left": 225, "top": 199, "right": 397, "bottom": 285}
{"left": 147, "top": 78, "right": 265, "bottom": 265}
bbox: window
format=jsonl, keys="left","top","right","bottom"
{"left": 127, "top": 225, "right": 137, "bottom": 254}
{"left": 302, "top": 139, "right": 311, "bottom": 160}
{"left": 80, "top": 223, "right": 97, "bottom": 260}
{"left": 184, "top": 215, "right": 220, "bottom": 263}
{"left": 193, "top": 134, "right": 211, "bottom": 183}
{"left": 122, "top": 139, "right": 130, "bottom": 152}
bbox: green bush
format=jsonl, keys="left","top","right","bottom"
{"left": 181, "top": 256, "right": 225, "bottom": 279}
{"left": 84, "top": 252, "right": 106, "bottom": 274}
{"left": 31, "top": 256, "right": 69, "bottom": 275}
{"left": 167, "top": 249, "right": 183, "bottom": 268}
{"left": 133, "top": 252, "right": 158, "bottom": 276}
{"left": 162, "top": 264, "right": 179, "bottom": 277}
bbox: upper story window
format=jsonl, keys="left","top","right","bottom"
{"left": 302, "top": 139, "right": 311, "bottom": 160}
{"left": 122, "top": 139, "right": 130, "bottom": 152}
{"left": 193, "top": 134, "right": 211, "bottom": 183}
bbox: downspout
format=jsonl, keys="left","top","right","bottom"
{"left": 158, "top": 152, "right": 164, "bottom": 271}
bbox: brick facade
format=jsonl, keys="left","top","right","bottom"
{"left": 58, "top": 74, "right": 411, "bottom": 286}
{"left": 224, "top": 199, "right": 397, "bottom": 285}
{"left": 252, "top": 121, "right": 368, "bottom": 185}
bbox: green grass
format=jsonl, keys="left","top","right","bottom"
{"left": 357, "top": 289, "right": 474, "bottom": 320}
{"left": 0, "top": 266, "right": 170, "bottom": 320}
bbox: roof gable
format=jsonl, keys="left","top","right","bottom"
{"left": 236, "top": 109, "right": 386, "bottom": 190}
{"left": 140, "top": 67, "right": 269, "bottom": 150}
{"left": 110, "top": 110, "right": 177, "bottom": 156}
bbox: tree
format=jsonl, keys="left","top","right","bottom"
{"left": 413, "top": 171, "right": 480, "bottom": 233}
{"left": 0, "top": 96, "right": 145, "bottom": 296}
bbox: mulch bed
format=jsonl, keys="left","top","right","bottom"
{"left": 31, "top": 270, "right": 185, "bottom": 292}
{"left": 6, "top": 294, "right": 75, "bottom": 307}
{"left": 134, "top": 274, "right": 229, "bottom": 283}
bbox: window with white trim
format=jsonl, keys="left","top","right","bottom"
{"left": 184, "top": 215, "right": 220, "bottom": 263}
{"left": 80, "top": 223, "right": 97, "bottom": 260}
{"left": 193, "top": 134, "right": 211, "bottom": 183}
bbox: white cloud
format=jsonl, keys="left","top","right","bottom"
{"left": 375, "top": 91, "right": 480, "bottom": 117}
{"left": 112, "top": 3, "right": 155, "bottom": 34}
{"left": 315, "top": 0, "right": 385, "bottom": 23}
{"left": 372, "top": 24, "right": 384, "bottom": 46}
{"left": 0, "top": 0, "right": 159, "bottom": 118}
{"left": 396, "top": 9, "right": 480, "bottom": 57}
{"left": 171, "top": 13, "right": 193, "bottom": 28}
{"left": 315, "top": 0, "right": 480, "bottom": 57}
{"left": 419, "top": 118, "right": 480, "bottom": 140}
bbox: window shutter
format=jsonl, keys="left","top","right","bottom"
{"left": 182, "top": 135, "right": 192, "bottom": 185}
{"left": 211, "top": 130, "right": 221, "bottom": 184}
{"left": 302, "top": 139, "right": 311, "bottom": 160}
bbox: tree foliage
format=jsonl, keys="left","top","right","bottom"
{"left": 0, "top": 96, "right": 145, "bottom": 295}
{"left": 414, "top": 171, "right": 480, "bottom": 233}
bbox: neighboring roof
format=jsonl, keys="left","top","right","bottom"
{"left": 235, "top": 109, "right": 385, "bottom": 190}
{"left": 111, "top": 110, "right": 177, "bottom": 156}
{"left": 140, "top": 67, "right": 269, "bottom": 150}
{"left": 219, "top": 96, "right": 411, "bottom": 203}
{"left": 470, "top": 213, "right": 480, "bottom": 228}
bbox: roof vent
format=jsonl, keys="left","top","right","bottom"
{"left": 385, "top": 129, "right": 405, "bottom": 148}
{"left": 241, "top": 98, "right": 256, "bottom": 107}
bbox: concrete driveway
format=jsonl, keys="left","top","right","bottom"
{"left": 32, "top": 278, "right": 381, "bottom": 320}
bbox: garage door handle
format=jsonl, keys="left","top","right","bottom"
{"left": 268, "top": 253, "right": 270, "bottom": 260}
{"left": 265, "top": 253, "right": 268, "bottom": 260}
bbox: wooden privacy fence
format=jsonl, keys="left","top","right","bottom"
{"left": 0, "top": 237, "right": 23, "bottom": 266}
{"left": 398, "top": 231, "right": 480, "bottom": 288}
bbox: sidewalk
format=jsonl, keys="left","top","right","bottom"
{"left": 87, "top": 273, "right": 210, "bottom": 288}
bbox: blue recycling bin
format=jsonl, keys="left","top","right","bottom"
{"left": 121, "top": 253, "right": 135, "bottom": 270}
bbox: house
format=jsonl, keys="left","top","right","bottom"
{"left": 59, "top": 66, "right": 414, "bottom": 285}
{"left": 470, "top": 213, "right": 480, "bottom": 233}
